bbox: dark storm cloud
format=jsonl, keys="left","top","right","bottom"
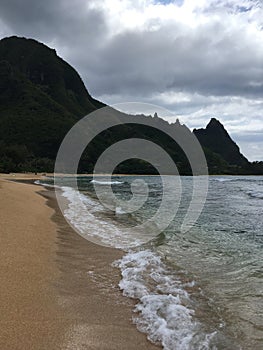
{"left": 0, "top": 0, "right": 262, "bottom": 99}
{"left": 0, "top": 0, "right": 109, "bottom": 93}
{"left": 0, "top": 0, "right": 107, "bottom": 50}
{"left": 86, "top": 25, "right": 263, "bottom": 98}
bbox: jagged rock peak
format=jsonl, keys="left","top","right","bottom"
{"left": 206, "top": 118, "right": 224, "bottom": 129}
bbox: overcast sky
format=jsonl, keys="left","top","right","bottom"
{"left": 0, "top": 0, "right": 262, "bottom": 160}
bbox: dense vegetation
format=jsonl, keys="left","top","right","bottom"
{"left": 0, "top": 36, "right": 104, "bottom": 172}
{"left": 0, "top": 36, "right": 262, "bottom": 175}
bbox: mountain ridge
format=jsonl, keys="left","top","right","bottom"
{"left": 0, "top": 36, "right": 262, "bottom": 175}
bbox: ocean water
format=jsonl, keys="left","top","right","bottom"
{"left": 40, "top": 176, "right": 263, "bottom": 350}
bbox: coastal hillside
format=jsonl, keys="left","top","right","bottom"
{"left": 0, "top": 36, "right": 262, "bottom": 174}
{"left": 0, "top": 36, "right": 104, "bottom": 171}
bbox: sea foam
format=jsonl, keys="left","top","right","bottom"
{"left": 60, "top": 186, "right": 142, "bottom": 248}
{"left": 114, "top": 250, "right": 217, "bottom": 350}
{"left": 90, "top": 179, "right": 124, "bottom": 185}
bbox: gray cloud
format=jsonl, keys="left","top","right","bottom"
{"left": 0, "top": 0, "right": 107, "bottom": 52}
{"left": 0, "top": 0, "right": 262, "bottom": 160}
{"left": 233, "top": 136, "right": 263, "bottom": 161}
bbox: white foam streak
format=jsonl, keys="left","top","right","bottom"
{"left": 211, "top": 177, "right": 237, "bottom": 182}
{"left": 90, "top": 179, "right": 124, "bottom": 185}
{"left": 114, "top": 250, "right": 216, "bottom": 350}
{"left": 60, "top": 186, "right": 142, "bottom": 249}
{"left": 34, "top": 180, "right": 60, "bottom": 188}
{"left": 136, "top": 294, "right": 196, "bottom": 350}
{"left": 115, "top": 206, "right": 126, "bottom": 214}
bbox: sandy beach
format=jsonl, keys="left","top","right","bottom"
{"left": 0, "top": 174, "right": 159, "bottom": 350}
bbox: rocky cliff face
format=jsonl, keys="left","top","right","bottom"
{"left": 0, "top": 36, "right": 104, "bottom": 116}
{"left": 194, "top": 118, "right": 249, "bottom": 167}
{"left": 0, "top": 36, "right": 105, "bottom": 170}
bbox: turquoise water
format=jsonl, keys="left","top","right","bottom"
{"left": 41, "top": 175, "right": 263, "bottom": 349}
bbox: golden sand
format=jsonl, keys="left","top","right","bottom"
{"left": 0, "top": 174, "right": 159, "bottom": 350}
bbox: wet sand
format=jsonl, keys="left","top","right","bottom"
{"left": 0, "top": 174, "right": 159, "bottom": 350}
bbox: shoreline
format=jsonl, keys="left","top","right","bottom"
{"left": 4, "top": 172, "right": 262, "bottom": 180}
{"left": 0, "top": 175, "right": 159, "bottom": 349}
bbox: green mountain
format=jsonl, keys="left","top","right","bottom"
{"left": 193, "top": 118, "right": 254, "bottom": 174}
{"left": 194, "top": 118, "right": 249, "bottom": 166}
{"left": 0, "top": 36, "right": 104, "bottom": 172}
{"left": 0, "top": 36, "right": 262, "bottom": 175}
